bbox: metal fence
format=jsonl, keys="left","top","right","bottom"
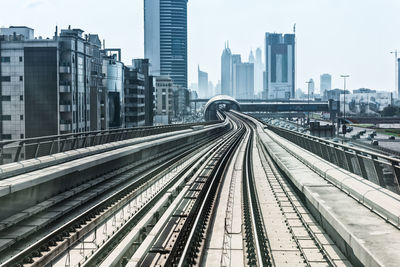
{"left": 265, "top": 124, "right": 400, "bottom": 194}
{"left": 0, "top": 121, "right": 219, "bottom": 165}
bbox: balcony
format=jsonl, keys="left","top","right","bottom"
{"left": 60, "top": 103, "right": 71, "bottom": 112}
{"left": 59, "top": 121, "right": 72, "bottom": 131}
{"left": 59, "top": 64, "right": 71, "bottom": 74}
{"left": 59, "top": 84, "right": 71, "bottom": 93}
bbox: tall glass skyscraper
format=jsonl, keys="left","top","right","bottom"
{"left": 144, "top": 0, "right": 188, "bottom": 89}
{"left": 265, "top": 33, "right": 295, "bottom": 100}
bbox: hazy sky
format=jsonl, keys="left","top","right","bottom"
{"left": 2, "top": 0, "right": 400, "bottom": 93}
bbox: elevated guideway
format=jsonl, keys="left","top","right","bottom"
{"left": 0, "top": 110, "right": 399, "bottom": 267}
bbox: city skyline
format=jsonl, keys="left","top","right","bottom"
{"left": 1, "top": 0, "right": 400, "bottom": 93}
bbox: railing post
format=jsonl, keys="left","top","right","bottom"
{"left": 14, "top": 141, "right": 24, "bottom": 162}
{"left": 34, "top": 142, "right": 40, "bottom": 158}
{"left": 391, "top": 161, "right": 400, "bottom": 192}
{"left": 49, "top": 138, "right": 56, "bottom": 156}
{"left": 342, "top": 148, "right": 354, "bottom": 173}
{"left": 355, "top": 152, "right": 369, "bottom": 179}
{"left": 371, "top": 155, "right": 386, "bottom": 188}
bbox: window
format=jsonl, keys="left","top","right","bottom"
{"left": 0, "top": 57, "right": 10, "bottom": 63}
{"left": 1, "top": 115, "right": 11, "bottom": 120}
{"left": 1, "top": 76, "right": 11, "bottom": 82}
{"left": 1, "top": 134, "right": 11, "bottom": 140}
{"left": 20, "top": 134, "right": 24, "bottom": 139}
{"left": 19, "top": 76, "right": 23, "bottom": 82}
{"left": 162, "top": 95, "right": 166, "bottom": 110}
{"left": 20, "top": 95, "right": 23, "bottom": 101}
{"left": 19, "top": 56, "right": 23, "bottom": 62}
{"left": 20, "top": 115, "right": 23, "bottom": 120}
{"left": 1, "top": 96, "right": 11, "bottom": 101}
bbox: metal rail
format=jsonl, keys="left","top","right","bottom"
{"left": 0, "top": 127, "right": 225, "bottom": 267}
{"left": 241, "top": 125, "right": 271, "bottom": 266}
{"left": 265, "top": 123, "right": 400, "bottom": 194}
{"left": 0, "top": 121, "right": 219, "bottom": 165}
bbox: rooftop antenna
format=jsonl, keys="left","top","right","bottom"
{"left": 293, "top": 23, "right": 296, "bottom": 33}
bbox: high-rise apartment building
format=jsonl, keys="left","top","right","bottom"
{"left": 0, "top": 26, "right": 112, "bottom": 142}
{"left": 265, "top": 33, "right": 295, "bottom": 100}
{"left": 0, "top": 26, "right": 58, "bottom": 143}
{"left": 124, "top": 66, "right": 145, "bottom": 127}
{"left": 58, "top": 27, "right": 96, "bottom": 134}
{"left": 320, "top": 74, "right": 332, "bottom": 100}
{"left": 144, "top": 0, "right": 188, "bottom": 89}
{"left": 221, "top": 44, "right": 232, "bottom": 96}
{"left": 198, "top": 65, "right": 208, "bottom": 98}
{"left": 133, "top": 58, "right": 155, "bottom": 126}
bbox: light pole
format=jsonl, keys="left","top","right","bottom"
{"left": 390, "top": 50, "right": 399, "bottom": 97}
{"left": 305, "top": 81, "right": 312, "bottom": 125}
{"left": 341, "top": 75, "right": 349, "bottom": 139}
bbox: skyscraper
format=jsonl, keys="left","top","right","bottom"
{"left": 198, "top": 65, "right": 209, "bottom": 98}
{"left": 308, "top": 78, "right": 315, "bottom": 98}
{"left": 144, "top": 0, "right": 188, "bottom": 89}
{"left": 221, "top": 43, "right": 232, "bottom": 96}
{"left": 265, "top": 33, "right": 295, "bottom": 100}
{"left": 320, "top": 74, "right": 332, "bottom": 100}
{"left": 231, "top": 54, "right": 242, "bottom": 98}
{"left": 397, "top": 58, "right": 400, "bottom": 98}
{"left": 254, "top": 48, "right": 264, "bottom": 97}
{"left": 234, "top": 63, "right": 254, "bottom": 99}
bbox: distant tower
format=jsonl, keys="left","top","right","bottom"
{"left": 265, "top": 32, "right": 295, "bottom": 99}
{"left": 320, "top": 74, "right": 332, "bottom": 100}
{"left": 198, "top": 65, "right": 209, "bottom": 98}
{"left": 144, "top": 0, "right": 188, "bottom": 88}
{"left": 254, "top": 48, "right": 264, "bottom": 97}
{"left": 221, "top": 42, "right": 232, "bottom": 96}
{"left": 248, "top": 49, "right": 255, "bottom": 63}
{"left": 309, "top": 78, "right": 315, "bottom": 98}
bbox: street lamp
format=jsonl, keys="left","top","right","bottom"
{"left": 305, "top": 81, "right": 312, "bottom": 125}
{"left": 340, "top": 75, "right": 350, "bottom": 138}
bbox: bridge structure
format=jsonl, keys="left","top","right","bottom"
{"left": 340, "top": 116, "right": 400, "bottom": 124}
{"left": 0, "top": 104, "right": 399, "bottom": 267}
{"left": 195, "top": 96, "right": 339, "bottom": 122}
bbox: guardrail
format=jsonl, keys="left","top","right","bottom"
{"left": 264, "top": 123, "right": 400, "bottom": 194}
{"left": 0, "top": 121, "right": 220, "bottom": 165}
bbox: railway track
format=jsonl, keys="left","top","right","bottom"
{"left": 1, "top": 111, "right": 360, "bottom": 267}
{"left": 0, "top": 123, "right": 228, "bottom": 267}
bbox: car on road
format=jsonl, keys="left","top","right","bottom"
{"left": 389, "top": 136, "right": 396, "bottom": 140}
{"left": 371, "top": 140, "right": 379, "bottom": 146}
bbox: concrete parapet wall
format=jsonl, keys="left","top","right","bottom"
{"left": 0, "top": 122, "right": 228, "bottom": 221}
{"left": 244, "top": 114, "right": 400, "bottom": 267}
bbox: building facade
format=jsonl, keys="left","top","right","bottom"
{"left": 234, "top": 62, "right": 254, "bottom": 99}
{"left": 144, "top": 0, "right": 188, "bottom": 89}
{"left": 265, "top": 33, "right": 295, "bottom": 100}
{"left": 103, "top": 51, "right": 124, "bottom": 129}
{"left": 221, "top": 44, "right": 232, "bottom": 96}
{"left": 124, "top": 66, "right": 146, "bottom": 127}
{"left": 198, "top": 65, "right": 208, "bottom": 98}
{"left": 0, "top": 27, "right": 59, "bottom": 143}
{"left": 133, "top": 58, "right": 155, "bottom": 126}
{"left": 320, "top": 74, "right": 332, "bottom": 100}
{"left": 154, "top": 76, "right": 174, "bottom": 124}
